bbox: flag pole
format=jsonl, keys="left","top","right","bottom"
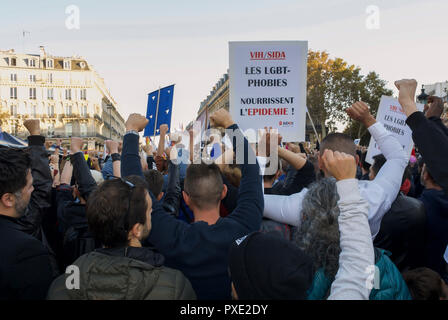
{"left": 306, "top": 106, "right": 320, "bottom": 144}
{"left": 152, "top": 86, "right": 161, "bottom": 143}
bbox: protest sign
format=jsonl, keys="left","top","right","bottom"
{"left": 365, "top": 96, "right": 424, "bottom": 164}
{"left": 229, "top": 41, "right": 308, "bottom": 142}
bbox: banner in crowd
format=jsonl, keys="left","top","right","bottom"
{"left": 365, "top": 96, "right": 424, "bottom": 164}
{"left": 144, "top": 85, "right": 175, "bottom": 137}
{"left": 229, "top": 41, "right": 308, "bottom": 142}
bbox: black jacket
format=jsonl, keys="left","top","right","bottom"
{"left": 0, "top": 135, "right": 59, "bottom": 299}
{"left": 0, "top": 215, "right": 55, "bottom": 300}
{"left": 419, "top": 188, "right": 448, "bottom": 277}
{"left": 373, "top": 193, "right": 426, "bottom": 272}
{"left": 56, "top": 152, "right": 99, "bottom": 268}
{"left": 406, "top": 112, "right": 448, "bottom": 195}
{"left": 270, "top": 161, "right": 315, "bottom": 196}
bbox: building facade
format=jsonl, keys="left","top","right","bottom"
{"left": 196, "top": 72, "right": 320, "bottom": 142}
{"left": 0, "top": 47, "right": 125, "bottom": 150}
{"left": 422, "top": 81, "right": 448, "bottom": 126}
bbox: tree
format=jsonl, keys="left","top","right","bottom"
{"left": 0, "top": 104, "right": 10, "bottom": 129}
{"left": 344, "top": 72, "right": 393, "bottom": 144}
{"left": 307, "top": 50, "right": 392, "bottom": 140}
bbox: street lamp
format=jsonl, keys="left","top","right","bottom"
{"left": 106, "top": 104, "right": 112, "bottom": 139}
{"left": 417, "top": 85, "right": 429, "bottom": 104}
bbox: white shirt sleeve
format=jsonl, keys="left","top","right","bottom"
{"left": 263, "top": 189, "right": 308, "bottom": 227}
{"left": 363, "top": 122, "right": 409, "bottom": 239}
{"left": 328, "top": 179, "right": 374, "bottom": 300}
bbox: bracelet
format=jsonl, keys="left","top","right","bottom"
{"left": 125, "top": 130, "right": 139, "bottom": 136}
{"left": 111, "top": 153, "right": 121, "bottom": 162}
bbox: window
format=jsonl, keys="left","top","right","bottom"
{"left": 47, "top": 88, "right": 54, "bottom": 100}
{"left": 31, "top": 105, "right": 37, "bottom": 118}
{"left": 10, "top": 105, "right": 18, "bottom": 117}
{"left": 11, "top": 58, "right": 17, "bottom": 66}
{"left": 10, "top": 87, "right": 17, "bottom": 99}
{"left": 29, "top": 59, "right": 36, "bottom": 67}
{"left": 46, "top": 59, "right": 53, "bottom": 68}
{"left": 11, "top": 123, "right": 18, "bottom": 135}
{"left": 10, "top": 74, "right": 17, "bottom": 82}
{"left": 29, "top": 88, "right": 36, "bottom": 100}
{"left": 81, "top": 105, "right": 88, "bottom": 117}
{"left": 65, "top": 89, "right": 71, "bottom": 100}
{"left": 80, "top": 123, "right": 87, "bottom": 137}
{"left": 65, "top": 123, "right": 73, "bottom": 137}
{"left": 80, "top": 89, "right": 87, "bottom": 100}
{"left": 47, "top": 105, "right": 55, "bottom": 117}
{"left": 64, "top": 60, "right": 71, "bottom": 70}
{"left": 48, "top": 73, "right": 53, "bottom": 83}
{"left": 47, "top": 124, "right": 55, "bottom": 137}
{"left": 65, "top": 105, "right": 72, "bottom": 116}
{"left": 30, "top": 75, "right": 36, "bottom": 82}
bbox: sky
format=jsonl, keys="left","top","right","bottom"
{"left": 1, "top": 0, "right": 447, "bottom": 129}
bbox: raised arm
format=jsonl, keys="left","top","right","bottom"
{"left": 321, "top": 150, "right": 374, "bottom": 300}
{"left": 395, "top": 79, "right": 448, "bottom": 195}
{"left": 106, "top": 140, "right": 121, "bottom": 178}
{"left": 121, "top": 114, "right": 148, "bottom": 178}
{"left": 70, "top": 137, "right": 97, "bottom": 201}
{"left": 347, "top": 101, "right": 408, "bottom": 237}
{"left": 162, "top": 146, "right": 182, "bottom": 216}
{"left": 210, "top": 109, "right": 263, "bottom": 231}
{"left": 20, "top": 120, "right": 53, "bottom": 234}
{"left": 50, "top": 150, "right": 61, "bottom": 188}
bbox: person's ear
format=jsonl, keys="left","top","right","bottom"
{"left": 221, "top": 184, "right": 228, "bottom": 200}
{"left": 157, "top": 192, "right": 164, "bottom": 201}
{"left": 318, "top": 154, "right": 324, "bottom": 171}
{"left": 182, "top": 191, "right": 192, "bottom": 208}
{"left": 0, "top": 193, "right": 14, "bottom": 208}
{"left": 128, "top": 223, "right": 143, "bottom": 240}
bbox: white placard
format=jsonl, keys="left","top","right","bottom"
{"left": 229, "top": 41, "right": 308, "bottom": 142}
{"left": 365, "top": 96, "right": 424, "bottom": 164}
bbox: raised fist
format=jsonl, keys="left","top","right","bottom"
{"left": 209, "top": 109, "right": 234, "bottom": 129}
{"left": 321, "top": 149, "right": 356, "bottom": 181}
{"left": 425, "top": 96, "right": 444, "bottom": 119}
{"left": 142, "top": 144, "right": 153, "bottom": 156}
{"left": 106, "top": 140, "right": 119, "bottom": 154}
{"left": 71, "top": 137, "right": 84, "bottom": 154}
{"left": 125, "top": 113, "right": 149, "bottom": 132}
{"left": 160, "top": 124, "right": 169, "bottom": 135}
{"left": 23, "top": 119, "right": 40, "bottom": 136}
{"left": 395, "top": 79, "right": 418, "bottom": 116}
{"left": 346, "top": 101, "right": 376, "bottom": 128}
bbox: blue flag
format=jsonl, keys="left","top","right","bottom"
{"left": 144, "top": 85, "right": 175, "bottom": 137}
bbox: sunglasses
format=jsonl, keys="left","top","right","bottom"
{"left": 106, "top": 175, "right": 136, "bottom": 232}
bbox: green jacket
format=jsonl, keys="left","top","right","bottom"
{"left": 307, "top": 248, "right": 412, "bottom": 300}
{"left": 47, "top": 248, "right": 196, "bottom": 300}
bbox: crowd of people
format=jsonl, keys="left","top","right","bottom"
{"left": 0, "top": 79, "right": 447, "bottom": 300}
